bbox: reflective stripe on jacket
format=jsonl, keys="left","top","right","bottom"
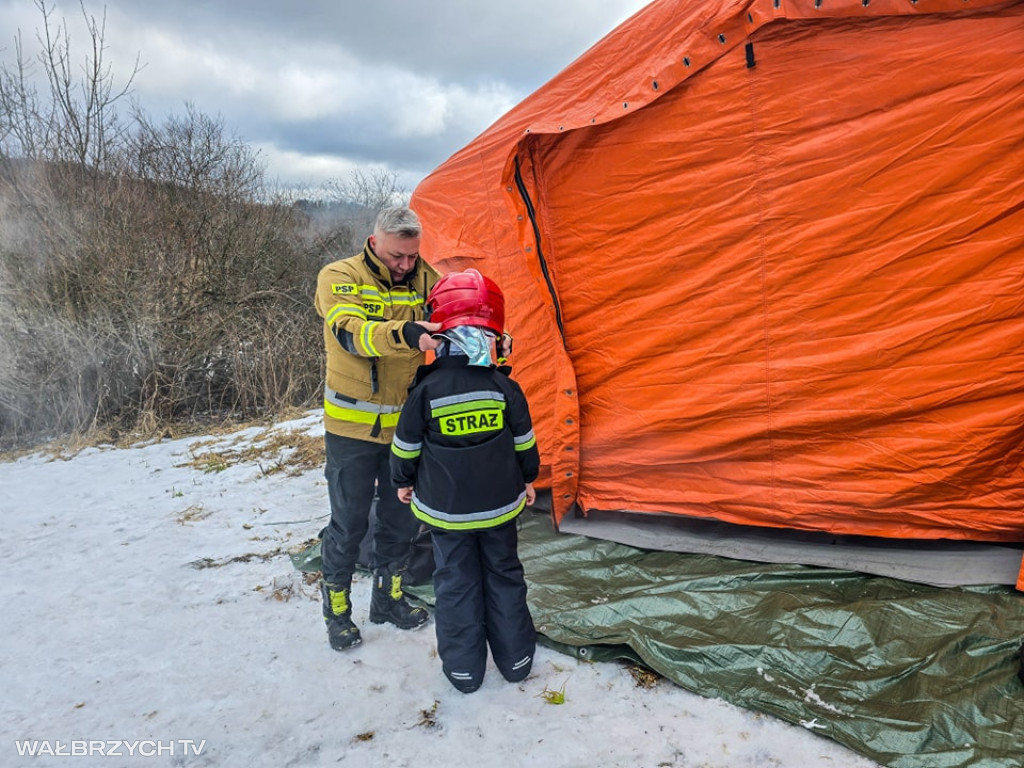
{"left": 323, "top": 386, "right": 404, "bottom": 430}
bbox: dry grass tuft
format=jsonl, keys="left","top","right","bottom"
{"left": 626, "top": 663, "right": 662, "bottom": 689}
{"left": 188, "top": 547, "right": 286, "bottom": 569}
{"left": 180, "top": 426, "right": 323, "bottom": 477}
{"left": 416, "top": 700, "right": 441, "bottom": 729}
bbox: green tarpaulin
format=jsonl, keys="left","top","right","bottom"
{"left": 294, "top": 510, "right": 1024, "bottom": 767}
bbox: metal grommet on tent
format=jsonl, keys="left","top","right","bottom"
{"left": 577, "top": 646, "right": 592, "bottom": 659}
{"left": 623, "top": 102, "right": 629, "bottom": 109}
{"left": 683, "top": 57, "right": 691, "bottom": 67}
{"left": 718, "top": 33, "right": 726, "bottom": 43}
{"left": 652, "top": 81, "right": 659, "bottom": 90}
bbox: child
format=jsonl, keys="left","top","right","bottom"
{"left": 390, "top": 268, "right": 540, "bottom": 693}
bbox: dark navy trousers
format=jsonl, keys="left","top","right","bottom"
{"left": 320, "top": 432, "right": 420, "bottom": 585}
{"left": 431, "top": 520, "right": 535, "bottom": 692}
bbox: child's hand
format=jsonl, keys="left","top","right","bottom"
{"left": 525, "top": 482, "right": 536, "bottom": 506}
{"left": 397, "top": 486, "right": 413, "bottom": 504}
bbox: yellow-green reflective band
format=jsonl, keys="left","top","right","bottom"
{"left": 389, "top": 574, "right": 403, "bottom": 600}
{"left": 326, "top": 303, "right": 365, "bottom": 324}
{"left": 514, "top": 434, "right": 536, "bottom": 451}
{"left": 359, "top": 286, "right": 390, "bottom": 304}
{"left": 391, "top": 443, "right": 421, "bottom": 459}
{"left": 411, "top": 497, "right": 526, "bottom": 531}
{"left": 329, "top": 589, "right": 349, "bottom": 614}
{"left": 439, "top": 408, "right": 504, "bottom": 436}
{"left": 324, "top": 399, "right": 401, "bottom": 428}
{"left": 390, "top": 292, "right": 425, "bottom": 306}
{"left": 325, "top": 387, "right": 402, "bottom": 413}
{"left": 360, "top": 321, "right": 381, "bottom": 356}
{"left": 431, "top": 398, "right": 505, "bottom": 419}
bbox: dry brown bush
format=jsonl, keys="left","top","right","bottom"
{"left": 0, "top": 3, "right": 408, "bottom": 451}
{"left": 0, "top": 4, "right": 365, "bottom": 450}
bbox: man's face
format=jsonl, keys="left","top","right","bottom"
{"left": 371, "top": 232, "right": 420, "bottom": 283}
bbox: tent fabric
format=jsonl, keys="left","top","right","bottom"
{"left": 403, "top": 511, "right": 1024, "bottom": 768}
{"left": 410, "top": 0, "right": 1024, "bottom": 549}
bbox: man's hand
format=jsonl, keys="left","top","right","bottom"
{"left": 417, "top": 321, "right": 442, "bottom": 352}
{"left": 397, "top": 486, "right": 414, "bottom": 504}
{"left": 497, "top": 332, "right": 513, "bottom": 361}
{"left": 525, "top": 482, "right": 536, "bottom": 506}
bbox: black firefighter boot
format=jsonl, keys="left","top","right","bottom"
{"left": 320, "top": 580, "right": 362, "bottom": 651}
{"left": 369, "top": 565, "right": 429, "bottom": 630}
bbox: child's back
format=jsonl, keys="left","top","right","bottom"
{"left": 389, "top": 269, "right": 540, "bottom": 693}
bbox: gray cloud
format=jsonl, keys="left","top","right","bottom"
{"left": 0, "top": 0, "right": 651, "bottom": 190}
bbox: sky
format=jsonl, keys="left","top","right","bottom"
{"left": 0, "top": 0, "right": 653, "bottom": 194}
{"left": 0, "top": 411, "right": 885, "bottom": 768}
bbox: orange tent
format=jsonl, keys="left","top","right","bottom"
{"left": 411, "top": 0, "right": 1024, "bottom": 579}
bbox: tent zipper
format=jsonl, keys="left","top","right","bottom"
{"left": 514, "top": 155, "right": 566, "bottom": 346}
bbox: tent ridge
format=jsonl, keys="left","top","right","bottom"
{"left": 511, "top": 0, "right": 1018, "bottom": 143}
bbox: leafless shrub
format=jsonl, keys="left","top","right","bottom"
{"left": 0, "top": 2, "right": 351, "bottom": 450}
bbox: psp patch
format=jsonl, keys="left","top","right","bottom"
{"left": 363, "top": 301, "right": 385, "bottom": 318}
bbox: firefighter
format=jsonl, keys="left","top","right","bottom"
{"left": 390, "top": 269, "right": 541, "bottom": 692}
{"left": 314, "top": 206, "right": 442, "bottom": 651}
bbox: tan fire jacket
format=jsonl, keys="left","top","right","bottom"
{"left": 315, "top": 239, "right": 440, "bottom": 444}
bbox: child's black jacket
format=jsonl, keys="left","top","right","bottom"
{"left": 390, "top": 356, "right": 539, "bottom": 530}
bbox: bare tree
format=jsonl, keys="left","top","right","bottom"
{"left": 328, "top": 166, "right": 409, "bottom": 213}
{"left": 0, "top": 0, "right": 140, "bottom": 169}
{"left": 300, "top": 167, "right": 410, "bottom": 258}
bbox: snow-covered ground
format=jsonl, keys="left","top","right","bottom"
{"left": 0, "top": 413, "right": 882, "bottom": 767}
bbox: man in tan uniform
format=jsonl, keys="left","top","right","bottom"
{"left": 314, "top": 206, "right": 441, "bottom": 651}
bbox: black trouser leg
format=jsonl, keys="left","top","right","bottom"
{"left": 321, "top": 432, "right": 417, "bottom": 584}
{"left": 432, "top": 529, "right": 487, "bottom": 692}
{"left": 480, "top": 521, "right": 535, "bottom": 682}
{"left": 371, "top": 442, "right": 420, "bottom": 571}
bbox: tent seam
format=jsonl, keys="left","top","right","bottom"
{"left": 745, "top": 39, "right": 779, "bottom": 513}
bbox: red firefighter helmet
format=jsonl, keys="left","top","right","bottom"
{"left": 427, "top": 268, "right": 505, "bottom": 335}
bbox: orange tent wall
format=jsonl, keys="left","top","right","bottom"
{"left": 411, "top": 0, "right": 1024, "bottom": 541}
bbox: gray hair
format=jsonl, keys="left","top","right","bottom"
{"left": 374, "top": 206, "right": 421, "bottom": 239}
